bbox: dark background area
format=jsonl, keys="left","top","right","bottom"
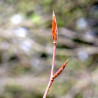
{"left": 0, "top": 0, "right": 98, "bottom": 98}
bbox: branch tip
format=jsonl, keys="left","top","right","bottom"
{"left": 53, "top": 11, "right": 55, "bottom": 16}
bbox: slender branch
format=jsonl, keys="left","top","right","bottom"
{"left": 43, "top": 43, "right": 56, "bottom": 98}
{"left": 43, "top": 11, "right": 57, "bottom": 98}
{"left": 43, "top": 76, "right": 54, "bottom": 98}
{"left": 43, "top": 11, "right": 69, "bottom": 98}
{"left": 51, "top": 43, "right": 56, "bottom": 77}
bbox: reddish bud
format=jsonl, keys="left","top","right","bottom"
{"left": 53, "top": 59, "right": 69, "bottom": 79}
{"left": 52, "top": 11, "right": 57, "bottom": 44}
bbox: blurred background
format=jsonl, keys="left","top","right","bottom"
{"left": 0, "top": 0, "right": 98, "bottom": 98}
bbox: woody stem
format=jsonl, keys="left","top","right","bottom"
{"left": 51, "top": 43, "right": 56, "bottom": 77}
{"left": 43, "top": 43, "right": 56, "bottom": 98}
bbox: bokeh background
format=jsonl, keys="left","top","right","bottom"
{"left": 0, "top": 0, "right": 98, "bottom": 98}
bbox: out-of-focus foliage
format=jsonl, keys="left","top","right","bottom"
{"left": 0, "top": 0, "right": 98, "bottom": 98}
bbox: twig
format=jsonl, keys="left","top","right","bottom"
{"left": 43, "top": 11, "right": 69, "bottom": 98}
{"left": 51, "top": 43, "right": 56, "bottom": 77}
{"left": 43, "top": 59, "right": 69, "bottom": 98}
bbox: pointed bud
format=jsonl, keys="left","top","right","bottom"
{"left": 52, "top": 11, "right": 57, "bottom": 44}
{"left": 53, "top": 59, "right": 69, "bottom": 79}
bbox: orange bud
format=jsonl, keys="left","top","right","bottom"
{"left": 52, "top": 11, "right": 57, "bottom": 44}
{"left": 53, "top": 59, "right": 69, "bottom": 79}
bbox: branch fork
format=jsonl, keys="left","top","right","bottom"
{"left": 43, "top": 11, "right": 69, "bottom": 98}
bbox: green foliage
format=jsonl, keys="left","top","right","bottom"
{"left": 30, "top": 14, "right": 42, "bottom": 25}
{"left": 10, "top": 65, "right": 32, "bottom": 76}
{"left": 75, "top": 92, "right": 83, "bottom": 98}
{"left": 0, "top": 84, "right": 55, "bottom": 98}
